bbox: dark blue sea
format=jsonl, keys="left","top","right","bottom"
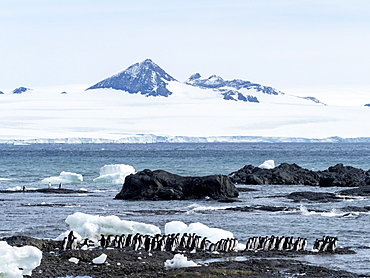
{"left": 1, "top": 143, "right": 370, "bottom": 276}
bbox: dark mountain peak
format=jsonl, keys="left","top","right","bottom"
{"left": 187, "top": 73, "right": 202, "bottom": 82}
{"left": 86, "top": 59, "right": 176, "bottom": 97}
{"left": 12, "top": 87, "right": 31, "bottom": 94}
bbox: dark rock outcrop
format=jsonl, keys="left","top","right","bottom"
{"left": 286, "top": 191, "right": 342, "bottom": 202}
{"left": 319, "top": 164, "right": 369, "bottom": 187}
{"left": 230, "top": 163, "right": 370, "bottom": 187}
{"left": 337, "top": 185, "right": 370, "bottom": 196}
{"left": 229, "top": 163, "right": 320, "bottom": 186}
{"left": 115, "top": 169, "right": 239, "bottom": 200}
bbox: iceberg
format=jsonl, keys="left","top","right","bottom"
{"left": 164, "top": 254, "right": 199, "bottom": 270}
{"left": 93, "top": 164, "right": 135, "bottom": 184}
{"left": 164, "top": 221, "right": 233, "bottom": 243}
{"left": 41, "top": 171, "right": 83, "bottom": 185}
{"left": 56, "top": 212, "right": 161, "bottom": 241}
{"left": 258, "top": 160, "right": 275, "bottom": 169}
{"left": 0, "top": 241, "right": 42, "bottom": 278}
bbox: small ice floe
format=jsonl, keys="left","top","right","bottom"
{"left": 93, "top": 164, "right": 135, "bottom": 184}
{"left": 0, "top": 241, "right": 42, "bottom": 277}
{"left": 258, "top": 160, "right": 275, "bottom": 169}
{"left": 165, "top": 221, "right": 233, "bottom": 243}
{"left": 164, "top": 254, "right": 200, "bottom": 270}
{"left": 41, "top": 171, "right": 83, "bottom": 185}
{"left": 92, "top": 253, "right": 107, "bottom": 264}
{"left": 56, "top": 212, "right": 161, "bottom": 241}
{"left": 68, "top": 257, "right": 79, "bottom": 264}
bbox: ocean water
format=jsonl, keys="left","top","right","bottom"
{"left": 1, "top": 143, "right": 370, "bottom": 276}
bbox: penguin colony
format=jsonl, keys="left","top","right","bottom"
{"left": 61, "top": 231, "right": 337, "bottom": 253}
{"left": 312, "top": 236, "right": 338, "bottom": 252}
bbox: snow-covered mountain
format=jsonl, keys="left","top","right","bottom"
{"left": 86, "top": 59, "right": 176, "bottom": 97}
{"left": 0, "top": 59, "right": 369, "bottom": 142}
{"left": 85, "top": 59, "right": 325, "bottom": 105}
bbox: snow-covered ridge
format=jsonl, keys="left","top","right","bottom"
{"left": 1, "top": 135, "right": 370, "bottom": 144}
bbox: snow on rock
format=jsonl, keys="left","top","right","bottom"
{"left": 41, "top": 171, "right": 83, "bottom": 185}
{"left": 258, "top": 160, "right": 275, "bottom": 169}
{"left": 0, "top": 241, "right": 42, "bottom": 278}
{"left": 93, "top": 164, "right": 135, "bottom": 184}
{"left": 92, "top": 253, "right": 107, "bottom": 265}
{"left": 164, "top": 254, "right": 199, "bottom": 270}
{"left": 56, "top": 212, "right": 161, "bottom": 241}
{"left": 164, "top": 221, "right": 233, "bottom": 243}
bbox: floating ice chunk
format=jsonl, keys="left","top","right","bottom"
{"left": 164, "top": 254, "right": 199, "bottom": 270}
{"left": 258, "top": 160, "right": 275, "bottom": 169}
{"left": 41, "top": 171, "right": 83, "bottom": 184}
{"left": 93, "top": 164, "right": 135, "bottom": 184}
{"left": 56, "top": 212, "right": 161, "bottom": 241}
{"left": 92, "top": 253, "right": 107, "bottom": 264}
{"left": 68, "top": 257, "right": 79, "bottom": 264}
{"left": 0, "top": 241, "right": 42, "bottom": 278}
{"left": 164, "top": 221, "right": 188, "bottom": 234}
{"left": 165, "top": 221, "right": 233, "bottom": 243}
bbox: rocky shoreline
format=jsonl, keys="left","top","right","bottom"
{"left": 3, "top": 236, "right": 360, "bottom": 278}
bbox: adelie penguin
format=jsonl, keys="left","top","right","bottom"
{"left": 99, "top": 234, "right": 106, "bottom": 248}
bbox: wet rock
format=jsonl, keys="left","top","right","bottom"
{"left": 225, "top": 205, "right": 293, "bottom": 212}
{"left": 319, "top": 164, "right": 369, "bottom": 187}
{"left": 286, "top": 191, "right": 343, "bottom": 203}
{"left": 115, "top": 169, "right": 239, "bottom": 200}
{"left": 230, "top": 163, "right": 370, "bottom": 187}
{"left": 229, "top": 163, "right": 320, "bottom": 186}
{"left": 337, "top": 185, "right": 370, "bottom": 196}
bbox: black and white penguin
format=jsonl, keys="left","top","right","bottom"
{"left": 208, "top": 243, "right": 216, "bottom": 252}
{"left": 199, "top": 237, "right": 208, "bottom": 252}
{"left": 125, "top": 234, "right": 133, "bottom": 247}
{"left": 144, "top": 235, "right": 152, "bottom": 252}
{"left": 277, "top": 236, "right": 285, "bottom": 251}
{"left": 301, "top": 238, "right": 307, "bottom": 251}
{"left": 61, "top": 237, "right": 68, "bottom": 251}
{"left": 99, "top": 234, "right": 106, "bottom": 248}
{"left": 71, "top": 236, "right": 78, "bottom": 250}
{"left": 119, "top": 234, "right": 126, "bottom": 248}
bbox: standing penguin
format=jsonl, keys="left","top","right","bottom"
{"left": 61, "top": 237, "right": 68, "bottom": 251}
{"left": 99, "top": 234, "right": 106, "bottom": 248}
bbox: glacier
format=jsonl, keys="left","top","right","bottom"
{"left": 0, "top": 59, "right": 369, "bottom": 142}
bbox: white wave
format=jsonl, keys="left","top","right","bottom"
{"left": 185, "top": 203, "right": 234, "bottom": 212}
{"left": 299, "top": 204, "right": 360, "bottom": 218}
{"left": 0, "top": 177, "right": 11, "bottom": 181}
{"left": 93, "top": 164, "right": 135, "bottom": 184}
{"left": 41, "top": 171, "right": 83, "bottom": 185}
{"left": 5, "top": 186, "right": 22, "bottom": 191}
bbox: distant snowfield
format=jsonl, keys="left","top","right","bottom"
{"left": 0, "top": 83, "right": 369, "bottom": 142}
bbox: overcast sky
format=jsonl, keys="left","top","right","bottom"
{"left": 1, "top": 0, "right": 370, "bottom": 90}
